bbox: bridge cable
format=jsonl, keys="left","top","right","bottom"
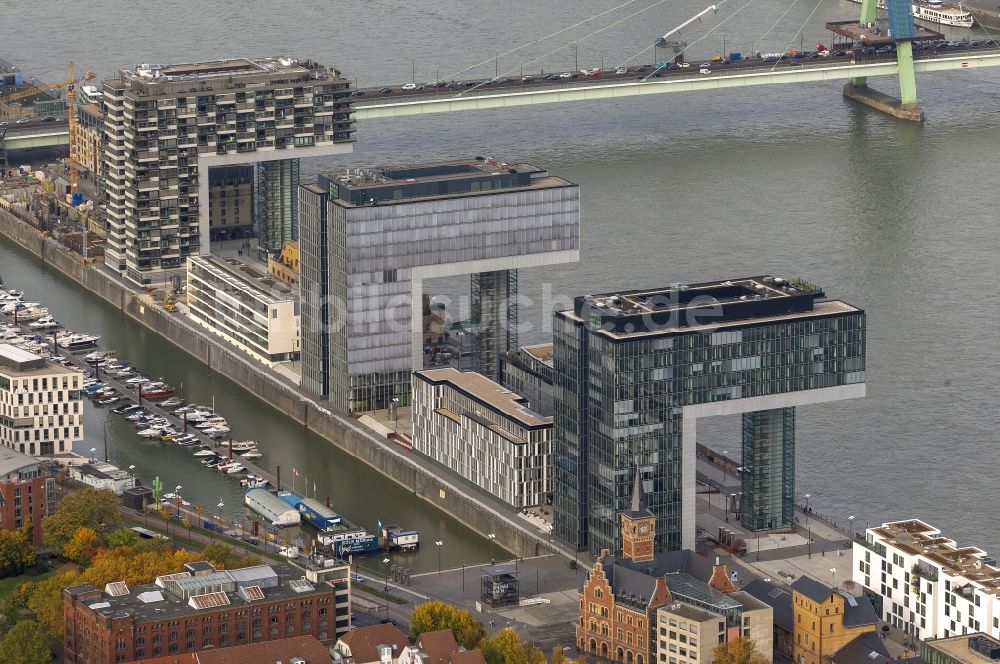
{"left": 770, "top": 0, "right": 826, "bottom": 72}
{"left": 454, "top": 0, "right": 680, "bottom": 97}
{"left": 434, "top": 0, "right": 651, "bottom": 85}
{"left": 750, "top": 0, "right": 804, "bottom": 57}
{"left": 634, "top": 0, "right": 760, "bottom": 81}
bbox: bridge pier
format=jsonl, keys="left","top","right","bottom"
{"left": 843, "top": 82, "right": 924, "bottom": 121}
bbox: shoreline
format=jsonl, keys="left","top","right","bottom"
{"left": 0, "top": 204, "right": 566, "bottom": 562}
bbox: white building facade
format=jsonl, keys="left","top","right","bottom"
{"left": 0, "top": 344, "right": 83, "bottom": 456}
{"left": 854, "top": 519, "right": 1000, "bottom": 642}
{"left": 412, "top": 368, "right": 552, "bottom": 509}
{"left": 187, "top": 255, "right": 300, "bottom": 366}
{"left": 69, "top": 462, "right": 138, "bottom": 495}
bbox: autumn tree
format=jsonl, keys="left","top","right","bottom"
{"left": 712, "top": 637, "right": 769, "bottom": 664}
{"left": 79, "top": 545, "right": 203, "bottom": 588}
{"left": 0, "top": 619, "right": 51, "bottom": 664}
{"left": 481, "top": 628, "right": 545, "bottom": 664}
{"left": 200, "top": 543, "right": 260, "bottom": 570}
{"left": 28, "top": 572, "right": 81, "bottom": 637}
{"left": 41, "top": 489, "right": 121, "bottom": 553}
{"left": 410, "top": 600, "right": 487, "bottom": 650}
{"left": 63, "top": 527, "right": 101, "bottom": 564}
{"left": 0, "top": 529, "right": 36, "bottom": 575}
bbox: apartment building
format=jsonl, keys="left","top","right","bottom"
{"left": 69, "top": 462, "right": 138, "bottom": 495}
{"left": 0, "top": 343, "right": 83, "bottom": 455}
{"left": 921, "top": 633, "right": 1000, "bottom": 664}
{"left": 298, "top": 158, "right": 579, "bottom": 411}
{"left": 412, "top": 368, "right": 552, "bottom": 509}
{"left": 854, "top": 519, "right": 1000, "bottom": 643}
{"left": 552, "top": 276, "right": 866, "bottom": 554}
{"left": 0, "top": 445, "right": 56, "bottom": 545}
{"left": 267, "top": 240, "right": 300, "bottom": 286}
{"left": 73, "top": 103, "right": 104, "bottom": 180}
{"left": 63, "top": 560, "right": 351, "bottom": 664}
{"left": 101, "top": 57, "right": 354, "bottom": 284}
{"left": 790, "top": 576, "right": 880, "bottom": 664}
{"left": 187, "top": 255, "right": 300, "bottom": 365}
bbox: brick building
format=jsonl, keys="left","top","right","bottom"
{"left": 63, "top": 561, "right": 350, "bottom": 664}
{"left": 127, "top": 634, "right": 331, "bottom": 663}
{"left": 0, "top": 445, "right": 56, "bottom": 545}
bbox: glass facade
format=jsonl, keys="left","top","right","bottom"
{"left": 255, "top": 158, "right": 300, "bottom": 256}
{"left": 298, "top": 185, "right": 329, "bottom": 398}
{"left": 472, "top": 269, "right": 519, "bottom": 382}
{"left": 553, "top": 297, "right": 866, "bottom": 556}
{"left": 298, "top": 164, "right": 579, "bottom": 414}
{"left": 741, "top": 407, "right": 795, "bottom": 531}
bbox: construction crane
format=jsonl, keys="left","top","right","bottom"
{"left": 0, "top": 62, "right": 96, "bottom": 194}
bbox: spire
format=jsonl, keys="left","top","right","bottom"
{"left": 631, "top": 466, "right": 644, "bottom": 514}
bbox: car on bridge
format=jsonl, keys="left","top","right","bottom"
{"left": 615, "top": 67, "right": 628, "bottom": 75}
{"left": 378, "top": 87, "right": 393, "bottom": 94}
{"left": 402, "top": 83, "right": 417, "bottom": 91}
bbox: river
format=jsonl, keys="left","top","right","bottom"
{"left": 5, "top": 0, "right": 1000, "bottom": 555}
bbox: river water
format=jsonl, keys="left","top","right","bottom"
{"left": 5, "top": 0, "right": 1000, "bottom": 556}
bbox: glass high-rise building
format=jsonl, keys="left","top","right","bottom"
{"left": 552, "top": 277, "right": 866, "bottom": 555}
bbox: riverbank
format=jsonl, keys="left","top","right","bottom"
{"left": 0, "top": 205, "right": 566, "bottom": 562}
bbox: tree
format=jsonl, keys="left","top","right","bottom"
{"left": 0, "top": 529, "right": 36, "bottom": 575}
{"left": 105, "top": 528, "right": 141, "bottom": 549}
{"left": 28, "top": 572, "right": 81, "bottom": 637}
{"left": 481, "top": 628, "right": 545, "bottom": 664}
{"left": 712, "top": 637, "right": 769, "bottom": 664}
{"left": 62, "top": 527, "right": 101, "bottom": 564}
{"left": 41, "top": 489, "right": 121, "bottom": 553}
{"left": 0, "top": 619, "right": 52, "bottom": 664}
{"left": 410, "top": 600, "right": 487, "bottom": 650}
{"left": 200, "top": 543, "right": 260, "bottom": 570}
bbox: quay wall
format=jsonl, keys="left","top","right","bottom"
{"left": 0, "top": 207, "right": 556, "bottom": 561}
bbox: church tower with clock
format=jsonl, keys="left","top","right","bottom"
{"left": 620, "top": 468, "right": 655, "bottom": 563}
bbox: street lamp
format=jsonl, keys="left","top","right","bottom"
{"left": 848, "top": 515, "right": 856, "bottom": 541}
{"left": 382, "top": 557, "right": 391, "bottom": 621}
{"left": 89, "top": 447, "right": 97, "bottom": 462}
{"left": 128, "top": 464, "right": 135, "bottom": 475}
{"left": 435, "top": 540, "right": 444, "bottom": 574}
{"left": 175, "top": 485, "right": 183, "bottom": 518}
{"left": 488, "top": 533, "right": 496, "bottom": 564}
{"left": 720, "top": 450, "right": 728, "bottom": 482}
{"left": 804, "top": 493, "right": 812, "bottom": 523}
{"left": 217, "top": 499, "right": 224, "bottom": 523}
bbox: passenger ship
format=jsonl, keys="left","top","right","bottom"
{"left": 847, "top": 0, "right": 974, "bottom": 27}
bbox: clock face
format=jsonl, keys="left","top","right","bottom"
{"left": 639, "top": 524, "right": 649, "bottom": 535}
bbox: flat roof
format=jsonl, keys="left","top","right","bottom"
{"left": 415, "top": 368, "right": 551, "bottom": 430}
{"left": 0, "top": 343, "right": 69, "bottom": 375}
{"left": 188, "top": 255, "right": 296, "bottom": 304}
{"left": 924, "top": 633, "right": 1000, "bottom": 662}
{"left": 521, "top": 343, "right": 553, "bottom": 365}
{"left": 870, "top": 519, "right": 1000, "bottom": 594}
{"left": 319, "top": 158, "right": 576, "bottom": 208}
{"left": 658, "top": 602, "right": 719, "bottom": 625}
{"left": 125, "top": 57, "right": 305, "bottom": 82}
{"left": 67, "top": 563, "right": 331, "bottom": 622}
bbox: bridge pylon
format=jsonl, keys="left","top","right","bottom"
{"left": 833, "top": 0, "right": 927, "bottom": 120}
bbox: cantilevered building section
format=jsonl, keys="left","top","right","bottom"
{"left": 299, "top": 158, "right": 580, "bottom": 413}
{"left": 101, "top": 57, "right": 354, "bottom": 284}
{"left": 552, "top": 276, "right": 866, "bottom": 555}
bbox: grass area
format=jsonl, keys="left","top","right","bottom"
{"left": 0, "top": 562, "right": 80, "bottom": 603}
{"left": 353, "top": 581, "right": 408, "bottom": 605}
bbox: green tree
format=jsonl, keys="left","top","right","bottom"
{"left": 0, "top": 529, "right": 36, "bottom": 575}
{"left": 105, "top": 528, "right": 141, "bottom": 549}
{"left": 41, "top": 489, "right": 121, "bottom": 553}
{"left": 481, "top": 628, "right": 545, "bottom": 664}
{"left": 0, "top": 619, "right": 52, "bottom": 664}
{"left": 62, "top": 527, "right": 101, "bottom": 564}
{"left": 410, "top": 600, "right": 487, "bottom": 650}
{"left": 712, "top": 637, "right": 768, "bottom": 664}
